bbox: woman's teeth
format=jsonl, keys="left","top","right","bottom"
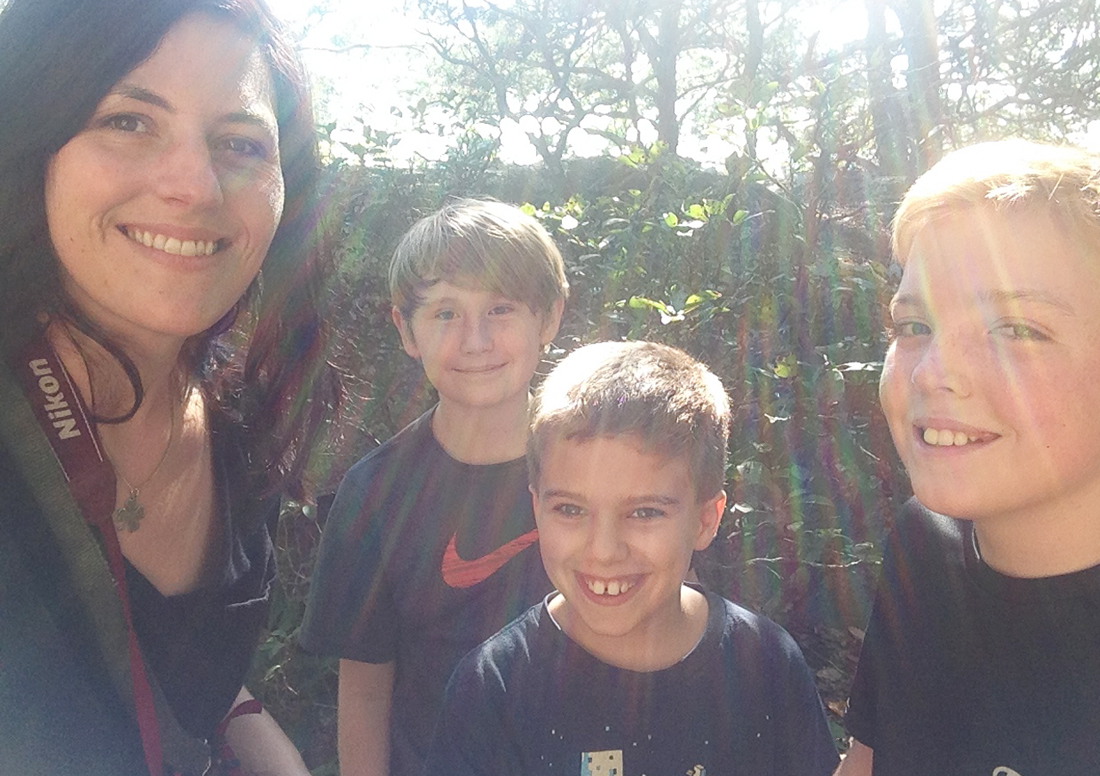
{"left": 922, "top": 427, "right": 978, "bottom": 446}
{"left": 587, "top": 578, "right": 633, "bottom": 596}
{"left": 125, "top": 228, "right": 218, "bottom": 256}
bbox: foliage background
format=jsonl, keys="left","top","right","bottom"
{"left": 249, "top": 0, "right": 1100, "bottom": 770}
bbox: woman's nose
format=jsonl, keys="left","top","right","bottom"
{"left": 155, "top": 136, "right": 224, "bottom": 209}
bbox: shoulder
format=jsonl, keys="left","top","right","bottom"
{"left": 321, "top": 410, "right": 436, "bottom": 528}
{"left": 449, "top": 603, "right": 546, "bottom": 692}
{"left": 890, "top": 498, "right": 966, "bottom": 555}
{"left": 711, "top": 592, "right": 802, "bottom": 658}
{"left": 877, "top": 498, "right": 969, "bottom": 598}
{"left": 339, "top": 409, "right": 435, "bottom": 492}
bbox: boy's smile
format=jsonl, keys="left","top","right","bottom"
{"left": 880, "top": 206, "right": 1100, "bottom": 571}
{"left": 532, "top": 434, "right": 724, "bottom": 670}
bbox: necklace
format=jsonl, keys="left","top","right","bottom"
{"left": 111, "top": 398, "right": 177, "bottom": 533}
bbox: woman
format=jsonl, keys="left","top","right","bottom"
{"left": 0, "top": 0, "right": 337, "bottom": 773}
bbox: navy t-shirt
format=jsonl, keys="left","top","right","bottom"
{"left": 425, "top": 589, "right": 839, "bottom": 776}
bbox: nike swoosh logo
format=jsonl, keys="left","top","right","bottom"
{"left": 441, "top": 529, "right": 540, "bottom": 589}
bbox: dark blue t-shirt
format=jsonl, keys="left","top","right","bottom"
{"left": 425, "top": 589, "right": 839, "bottom": 776}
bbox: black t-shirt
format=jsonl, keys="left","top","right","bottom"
{"left": 0, "top": 411, "right": 276, "bottom": 769}
{"left": 425, "top": 590, "right": 840, "bottom": 776}
{"left": 126, "top": 418, "right": 278, "bottom": 739}
{"left": 299, "top": 408, "right": 552, "bottom": 776}
{"left": 846, "top": 499, "right": 1100, "bottom": 775}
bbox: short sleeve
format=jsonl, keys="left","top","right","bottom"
{"left": 298, "top": 456, "right": 398, "bottom": 663}
{"left": 767, "top": 625, "right": 841, "bottom": 776}
{"left": 844, "top": 584, "right": 884, "bottom": 748}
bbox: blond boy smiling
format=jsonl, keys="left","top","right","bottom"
{"left": 839, "top": 141, "right": 1100, "bottom": 775}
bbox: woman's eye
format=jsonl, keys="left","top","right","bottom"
{"left": 98, "top": 113, "right": 149, "bottom": 133}
{"left": 891, "top": 320, "right": 931, "bottom": 338}
{"left": 220, "top": 135, "right": 269, "bottom": 160}
{"left": 489, "top": 304, "right": 516, "bottom": 315}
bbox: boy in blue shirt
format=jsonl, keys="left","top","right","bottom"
{"left": 300, "top": 199, "right": 567, "bottom": 776}
{"left": 425, "top": 340, "right": 839, "bottom": 776}
{"left": 839, "top": 141, "right": 1100, "bottom": 775}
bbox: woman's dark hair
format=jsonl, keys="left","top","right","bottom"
{"left": 0, "top": 0, "right": 340, "bottom": 500}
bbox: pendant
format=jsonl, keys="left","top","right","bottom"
{"left": 113, "top": 490, "right": 144, "bottom": 532}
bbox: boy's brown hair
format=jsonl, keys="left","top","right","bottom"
{"left": 529, "top": 340, "right": 731, "bottom": 501}
{"left": 893, "top": 140, "right": 1100, "bottom": 263}
{"left": 389, "top": 198, "right": 569, "bottom": 320}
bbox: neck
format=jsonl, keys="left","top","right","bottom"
{"left": 46, "top": 319, "right": 184, "bottom": 419}
{"left": 431, "top": 394, "right": 531, "bottom": 464}
{"left": 549, "top": 585, "right": 708, "bottom": 672}
{"left": 973, "top": 498, "right": 1100, "bottom": 578}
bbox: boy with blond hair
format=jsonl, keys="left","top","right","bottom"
{"left": 838, "top": 140, "right": 1100, "bottom": 775}
{"left": 424, "top": 341, "right": 838, "bottom": 776}
{"left": 300, "top": 199, "right": 567, "bottom": 776}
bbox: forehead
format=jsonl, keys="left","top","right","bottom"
{"left": 539, "top": 434, "right": 693, "bottom": 491}
{"left": 896, "top": 207, "right": 1100, "bottom": 311}
{"left": 416, "top": 277, "right": 512, "bottom": 304}
{"left": 119, "top": 13, "right": 275, "bottom": 123}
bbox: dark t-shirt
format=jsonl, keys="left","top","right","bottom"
{"left": 299, "top": 408, "right": 552, "bottom": 776}
{"left": 846, "top": 499, "right": 1100, "bottom": 775}
{"left": 0, "top": 413, "right": 276, "bottom": 770}
{"left": 425, "top": 590, "right": 840, "bottom": 776}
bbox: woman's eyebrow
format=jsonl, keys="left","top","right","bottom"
{"left": 108, "top": 83, "right": 277, "bottom": 134}
{"left": 109, "top": 84, "right": 170, "bottom": 110}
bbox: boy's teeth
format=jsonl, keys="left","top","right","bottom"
{"left": 586, "top": 578, "right": 632, "bottom": 596}
{"left": 922, "top": 427, "right": 978, "bottom": 446}
{"left": 126, "top": 228, "right": 217, "bottom": 256}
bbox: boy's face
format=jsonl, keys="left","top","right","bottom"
{"left": 881, "top": 206, "right": 1100, "bottom": 524}
{"left": 531, "top": 434, "right": 724, "bottom": 663}
{"left": 392, "top": 279, "right": 562, "bottom": 413}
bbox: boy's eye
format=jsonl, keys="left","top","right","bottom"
{"left": 489, "top": 304, "right": 516, "bottom": 315}
{"left": 630, "top": 507, "right": 666, "bottom": 519}
{"left": 891, "top": 320, "right": 931, "bottom": 338}
{"left": 433, "top": 309, "right": 457, "bottom": 321}
{"left": 995, "top": 322, "right": 1049, "bottom": 342}
{"left": 551, "top": 503, "right": 583, "bottom": 518}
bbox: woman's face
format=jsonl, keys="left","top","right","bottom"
{"left": 44, "top": 13, "right": 284, "bottom": 351}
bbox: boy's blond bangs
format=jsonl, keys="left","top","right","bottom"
{"left": 893, "top": 140, "right": 1100, "bottom": 263}
{"left": 390, "top": 199, "right": 568, "bottom": 318}
{"left": 529, "top": 341, "right": 731, "bottom": 501}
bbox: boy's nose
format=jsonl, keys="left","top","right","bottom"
{"left": 911, "top": 334, "right": 972, "bottom": 396}
{"left": 586, "top": 518, "right": 628, "bottom": 563}
{"left": 460, "top": 317, "right": 493, "bottom": 353}
{"left": 154, "top": 137, "right": 224, "bottom": 209}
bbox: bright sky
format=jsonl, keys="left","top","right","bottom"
{"left": 267, "top": 0, "right": 872, "bottom": 166}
